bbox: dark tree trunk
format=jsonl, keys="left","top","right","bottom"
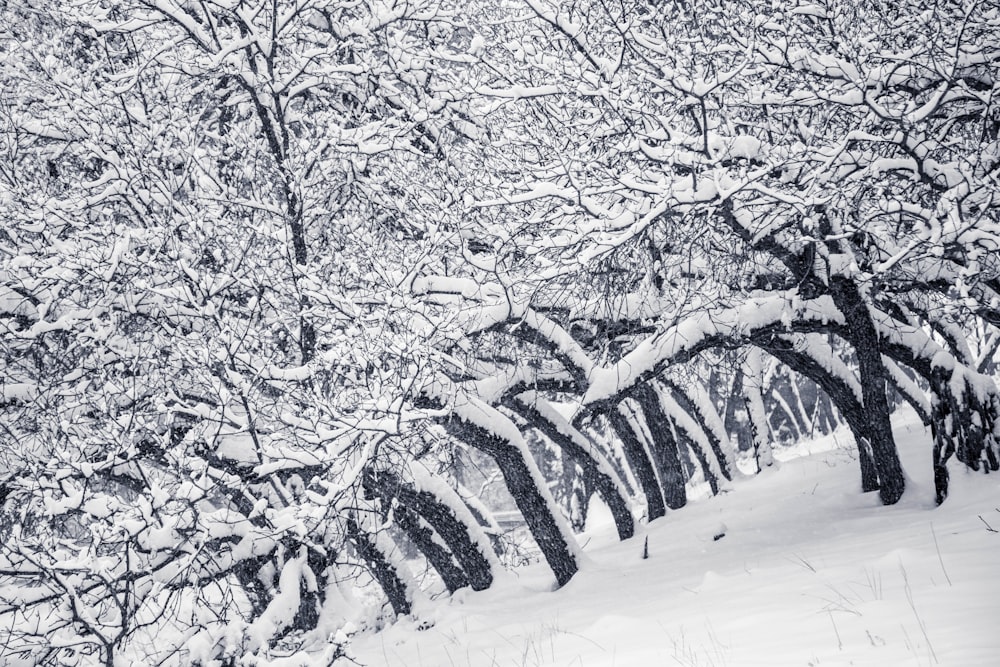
{"left": 506, "top": 396, "right": 635, "bottom": 540}
{"left": 926, "top": 367, "right": 1000, "bottom": 504}
{"left": 366, "top": 470, "right": 494, "bottom": 591}
{"left": 678, "top": 428, "right": 720, "bottom": 495}
{"left": 607, "top": 406, "right": 667, "bottom": 521}
{"left": 662, "top": 379, "right": 733, "bottom": 481}
{"left": 764, "top": 340, "right": 880, "bottom": 493}
{"left": 447, "top": 419, "right": 579, "bottom": 588}
{"left": 877, "top": 330, "right": 1000, "bottom": 503}
{"left": 345, "top": 516, "right": 411, "bottom": 616}
{"left": 830, "top": 279, "right": 905, "bottom": 504}
{"left": 930, "top": 393, "right": 954, "bottom": 506}
{"left": 633, "top": 384, "right": 687, "bottom": 510}
{"left": 395, "top": 508, "right": 470, "bottom": 593}
{"left": 361, "top": 471, "right": 470, "bottom": 592}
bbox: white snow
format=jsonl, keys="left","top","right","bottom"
{"left": 349, "top": 408, "right": 999, "bottom": 666}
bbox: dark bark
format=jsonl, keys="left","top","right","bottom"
{"left": 661, "top": 378, "right": 733, "bottom": 482}
{"left": 871, "top": 323, "right": 1000, "bottom": 500}
{"left": 443, "top": 417, "right": 579, "bottom": 588}
{"left": 763, "top": 340, "right": 880, "bottom": 493}
{"left": 607, "top": 406, "right": 667, "bottom": 521}
{"left": 723, "top": 367, "right": 753, "bottom": 453}
{"left": 829, "top": 279, "right": 905, "bottom": 504}
{"left": 926, "top": 366, "right": 1000, "bottom": 504}
{"left": 678, "top": 428, "right": 720, "bottom": 495}
{"left": 506, "top": 396, "right": 635, "bottom": 540}
{"left": 366, "top": 470, "right": 494, "bottom": 591}
{"left": 633, "top": 384, "right": 687, "bottom": 509}
{"left": 394, "top": 508, "right": 470, "bottom": 593}
{"left": 360, "top": 468, "right": 469, "bottom": 592}
{"left": 930, "top": 385, "right": 955, "bottom": 506}
{"left": 287, "top": 202, "right": 316, "bottom": 364}
{"left": 490, "top": 444, "right": 577, "bottom": 586}
{"left": 345, "top": 516, "right": 411, "bottom": 616}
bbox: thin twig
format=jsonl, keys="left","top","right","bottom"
{"left": 930, "top": 523, "right": 952, "bottom": 586}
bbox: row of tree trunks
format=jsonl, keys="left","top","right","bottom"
{"left": 364, "top": 469, "right": 495, "bottom": 591}
{"left": 507, "top": 395, "right": 635, "bottom": 540}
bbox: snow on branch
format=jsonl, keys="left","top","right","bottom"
{"left": 583, "top": 294, "right": 842, "bottom": 407}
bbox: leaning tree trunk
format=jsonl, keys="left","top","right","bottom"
{"left": 506, "top": 393, "right": 635, "bottom": 540}
{"left": 742, "top": 349, "right": 775, "bottom": 473}
{"left": 486, "top": 441, "right": 579, "bottom": 586}
{"left": 363, "top": 472, "right": 471, "bottom": 593}
{"left": 830, "top": 278, "right": 905, "bottom": 505}
{"left": 398, "top": 510, "right": 470, "bottom": 593}
{"left": 365, "top": 468, "right": 496, "bottom": 591}
{"left": 661, "top": 378, "right": 735, "bottom": 482}
{"left": 723, "top": 365, "right": 754, "bottom": 453}
{"left": 763, "top": 338, "right": 880, "bottom": 493}
{"left": 345, "top": 516, "right": 412, "bottom": 616}
{"left": 435, "top": 393, "right": 581, "bottom": 588}
{"left": 607, "top": 403, "right": 668, "bottom": 521}
{"left": 632, "top": 384, "right": 688, "bottom": 509}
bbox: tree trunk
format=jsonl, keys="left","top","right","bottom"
{"left": 763, "top": 340, "right": 880, "bottom": 492}
{"left": 395, "top": 508, "right": 471, "bottom": 593}
{"left": 742, "top": 350, "right": 775, "bottom": 472}
{"left": 362, "top": 472, "right": 470, "bottom": 592}
{"left": 345, "top": 516, "right": 411, "bottom": 616}
{"left": 830, "top": 279, "right": 905, "bottom": 504}
{"left": 724, "top": 367, "right": 753, "bottom": 452}
{"left": 507, "top": 395, "right": 635, "bottom": 540}
{"left": 632, "top": 385, "right": 687, "bottom": 509}
{"left": 662, "top": 379, "right": 734, "bottom": 481}
{"left": 444, "top": 414, "right": 580, "bottom": 588}
{"left": 366, "top": 469, "right": 495, "bottom": 591}
{"left": 489, "top": 444, "right": 578, "bottom": 586}
{"left": 678, "top": 429, "right": 720, "bottom": 495}
{"left": 607, "top": 405, "right": 667, "bottom": 521}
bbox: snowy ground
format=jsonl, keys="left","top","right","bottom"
{"left": 348, "top": 410, "right": 1000, "bottom": 666}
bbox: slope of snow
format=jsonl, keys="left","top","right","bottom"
{"left": 349, "top": 408, "right": 1000, "bottom": 666}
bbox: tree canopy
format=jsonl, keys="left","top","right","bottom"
{"left": 1, "top": 0, "right": 998, "bottom": 664}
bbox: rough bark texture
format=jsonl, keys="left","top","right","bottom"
{"left": 634, "top": 385, "right": 688, "bottom": 510}
{"left": 830, "top": 279, "right": 905, "bottom": 505}
{"left": 447, "top": 420, "right": 579, "bottom": 588}
{"left": 607, "top": 405, "right": 667, "bottom": 521}
{"left": 345, "top": 516, "right": 411, "bottom": 616}
{"left": 367, "top": 470, "right": 494, "bottom": 591}
{"left": 362, "top": 472, "right": 470, "bottom": 592}
{"left": 507, "top": 397, "right": 635, "bottom": 540}
{"left": 396, "top": 508, "right": 470, "bottom": 593}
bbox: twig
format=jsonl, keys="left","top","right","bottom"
{"left": 828, "top": 611, "right": 843, "bottom": 651}
{"left": 930, "top": 523, "right": 952, "bottom": 586}
{"left": 900, "top": 561, "right": 938, "bottom": 664}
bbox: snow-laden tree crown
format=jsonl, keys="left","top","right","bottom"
{"left": 1, "top": 0, "right": 998, "bottom": 663}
